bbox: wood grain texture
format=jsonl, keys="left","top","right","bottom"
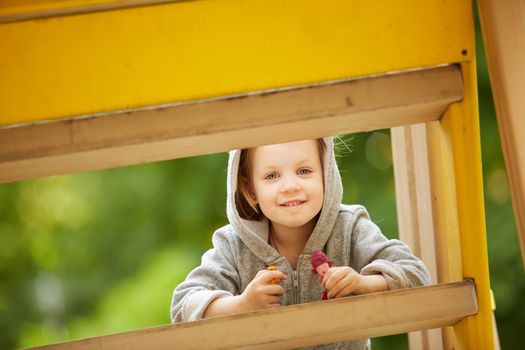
{"left": 29, "top": 281, "right": 477, "bottom": 350}
{"left": 0, "top": 65, "right": 463, "bottom": 183}
{"left": 391, "top": 123, "right": 444, "bottom": 350}
{"left": 477, "top": 0, "right": 525, "bottom": 269}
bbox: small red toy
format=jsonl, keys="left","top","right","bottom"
{"left": 311, "top": 250, "right": 333, "bottom": 300}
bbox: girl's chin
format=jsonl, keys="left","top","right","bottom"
{"left": 273, "top": 220, "right": 314, "bottom": 230}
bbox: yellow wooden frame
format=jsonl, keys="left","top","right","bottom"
{"left": 391, "top": 62, "right": 494, "bottom": 349}
{"left": 1, "top": 0, "right": 473, "bottom": 125}
{"left": 0, "top": 1, "right": 495, "bottom": 349}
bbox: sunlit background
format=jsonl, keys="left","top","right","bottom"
{"left": 1, "top": 13, "right": 524, "bottom": 350}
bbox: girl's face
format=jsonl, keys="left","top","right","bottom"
{"left": 250, "top": 140, "right": 324, "bottom": 232}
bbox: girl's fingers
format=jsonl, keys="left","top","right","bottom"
{"left": 333, "top": 284, "right": 355, "bottom": 299}
{"left": 322, "top": 269, "right": 336, "bottom": 288}
{"left": 328, "top": 274, "right": 357, "bottom": 298}
{"left": 265, "top": 284, "right": 285, "bottom": 295}
{"left": 254, "top": 270, "right": 267, "bottom": 278}
{"left": 323, "top": 268, "right": 346, "bottom": 290}
{"left": 258, "top": 270, "right": 287, "bottom": 284}
{"left": 324, "top": 267, "right": 359, "bottom": 289}
{"left": 325, "top": 270, "right": 360, "bottom": 298}
{"left": 326, "top": 278, "right": 348, "bottom": 298}
{"left": 267, "top": 295, "right": 282, "bottom": 304}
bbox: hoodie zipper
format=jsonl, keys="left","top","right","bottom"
{"left": 292, "top": 270, "right": 299, "bottom": 304}
{"left": 291, "top": 254, "right": 303, "bottom": 304}
{"left": 281, "top": 256, "right": 300, "bottom": 304}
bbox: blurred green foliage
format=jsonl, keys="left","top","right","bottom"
{"left": 1, "top": 12, "right": 525, "bottom": 350}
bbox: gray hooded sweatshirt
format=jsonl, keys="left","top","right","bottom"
{"left": 171, "top": 138, "right": 430, "bottom": 349}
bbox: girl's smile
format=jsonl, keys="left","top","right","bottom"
{"left": 279, "top": 199, "right": 306, "bottom": 207}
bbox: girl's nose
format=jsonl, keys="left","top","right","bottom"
{"left": 280, "top": 179, "right": 302, "bottom": 193}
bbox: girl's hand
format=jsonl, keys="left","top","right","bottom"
{"left": 322, "top": 266, "right": 388, "bottom": 299}
{"left": 239, "top": 269, "right": 286, "bottom": 312}
{"left": 203, "top": 269, "right": 285, "bottom": 318}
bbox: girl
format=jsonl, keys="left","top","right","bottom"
{"left": 171, "top": 138, "right": 430, "bottom": 349}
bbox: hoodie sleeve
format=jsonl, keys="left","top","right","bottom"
{"left": 171, "top": 229, "right": 241, "bottom": 323}
{"left": 350, "top": 213, "right": 431, "bottom": 290}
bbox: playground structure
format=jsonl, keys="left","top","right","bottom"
{"left": 1, "top": 0, "right": 524, "bottom": 349}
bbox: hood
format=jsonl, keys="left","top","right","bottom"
{"left": 226, "top": 137, "right": 343, "bottom": 264}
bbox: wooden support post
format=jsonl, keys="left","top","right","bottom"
{"left": 393, "top": 119, "right": 474, "bottom": 349}
{"left": 477, "top": 0, "right": 525, "bottom": 269}
{"left": 392, "top": 123, "right": 444, "bottom": 349}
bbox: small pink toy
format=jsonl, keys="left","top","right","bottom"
{"left": 311, "top": 250, "right": 333, "bottom": 300}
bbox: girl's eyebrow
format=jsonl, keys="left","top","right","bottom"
{"left": 257, "top": 159, "right": 315, "bottom": 170}
{"left": 254, "top": 166, "right": 279, "bottom": 176}
{"left": 294, "top": 158, "right": 317, "bottom": 166}
{"left": 257, "top": 164, "right": 278, "bottom": 171}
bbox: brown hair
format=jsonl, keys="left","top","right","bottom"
{"left": 235, "top": 138, "right": 326, "bottom": 221}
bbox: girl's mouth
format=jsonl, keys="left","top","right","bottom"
{"left": 280, "top": 200, "right": 306, "bottom": 207}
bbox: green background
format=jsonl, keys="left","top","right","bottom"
{"left": 1, "top": 12, "right": 524, "bottom": 350}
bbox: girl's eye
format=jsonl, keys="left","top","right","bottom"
{"left": 264, "top": 172, "right": 279, "bottom": 180}
{"left": 298, "top": 168, "right": 312, "bottom": 175}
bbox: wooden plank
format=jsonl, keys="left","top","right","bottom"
{"left": 477, "top": 0, "right": 525, "bottom": 269}
{"left": 0, "top": 0, "right": 474, "bottom": 126}
{"left": 391, "top": 124, "right": 444, "bottom": 350}
{"left": 424, "top": 120, "right": 464, "bottom": 349}
{"left": 392, "top": 120, "right": 470, "bottom": 349}
{"left": 0, "top": 65, "right": 463, "bottom": 184}
{"left": 423, "top": 121, "right": 464, "bottom": 286}
{"left": 392, "top": 124, "right": 440, "bottom": 283}
{"left": 29, "top": 281, "right": 478, "bottom": 350}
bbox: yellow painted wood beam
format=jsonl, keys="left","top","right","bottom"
{"left": 28, "top": 281, "right": 477, "bottom": 350}
{"left": 0, "top": 0, "right": 474, "bottom": 126}
{"left": 0, "top": 65, "right": 463, "bottom": 183}
{"left": 390, "top": 3, "right": 495, "bottom": 347}
{"left": 444, "top": 60, "right": 495, "bottom": 349}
